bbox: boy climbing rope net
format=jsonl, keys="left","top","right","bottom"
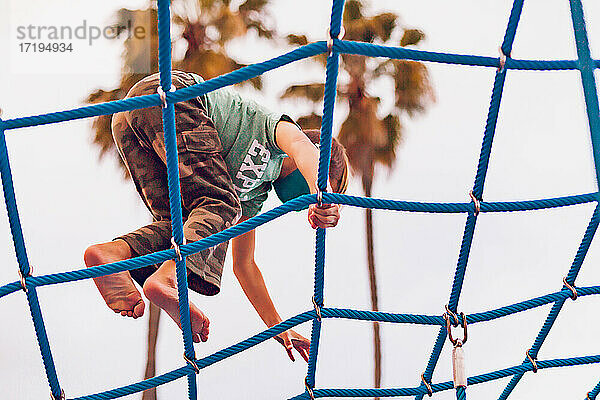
{"left": 84, "top": 70, "right": 349, "bottom": 362}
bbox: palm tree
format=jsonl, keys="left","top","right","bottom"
{"left": 85, "top": 1, "right": 276, "bottom": 398}
{"left": 281, "top": 0, "right": 434, "bottom": 393}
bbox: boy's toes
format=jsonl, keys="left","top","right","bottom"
{"left": 133, "top": 300, "right": 145, "bottom": 318}
{"left": 121, "top": 310, "right": 128, "bottom": 316}
{"left": 193, "top": 334, "right": 200, "bottom": 343}
{"left": 201, "top": 323, "right": 209, "bottom": 342}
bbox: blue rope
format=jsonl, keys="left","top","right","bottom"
{"left": 569, "top": 0, "right": 600, "bottom": 186}
{"left": 0, "top": 122, "right": 63, "bottom": 398}
{"left": 416, "top": 2, "right": 524, "bottom": 397}
{"left": 2, "top": 0, "right": 600, "bottom": 398}
{"left": 3, "top": 41, "right": 600, "bottom": 132}
{"left": 156, "top": 0, "right": 198, "bottom": 398}
{"left": 306, "top": 0, "right": 345, "bottom": 391}
{"left": 288, "top": 355, "right": 600, "bottom": 399}
{"left": 498, "top": 204, "right": 600, "bottom": 400}
{"left": 587, "top": 380, "right": 600, "bottom": 400}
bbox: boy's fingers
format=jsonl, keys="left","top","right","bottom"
{"left": 291, "top": 338, "right": 311, "bottom": 362}
{"left": 284, "top": 338, "right": 295, "bottom": 362}
{"left": 310, "top": 205, "right": 340, "bottom": 223}
{"left": 310, "top": 213, "right": 339, "bottom": 227}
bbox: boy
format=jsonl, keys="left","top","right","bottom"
{"left": 84, "top": 71, "right": 349, "bottom": 362}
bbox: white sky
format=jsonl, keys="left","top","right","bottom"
{"left": 1, "top": 0, "right": 600, "bottom": 399}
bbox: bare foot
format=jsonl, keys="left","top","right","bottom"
{"left": 143, "top": 261, "right": 209, "bottom": 343}
{"left": 84, "top": 241, "right": 145, "bottom": 319}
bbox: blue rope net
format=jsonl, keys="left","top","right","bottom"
{"left": 1, "top": 0, "right": 600, "bottom": 399}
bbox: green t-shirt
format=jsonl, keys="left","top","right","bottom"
{"left": 190, "top": 73, "right": 288, "bottom": 217}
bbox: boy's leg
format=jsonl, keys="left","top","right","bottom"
{"left": 84, "top": 239, "right": 145, "bottom": 318}
{"left": 84, "top": 107, "right": 174, "bottom": 319}
{"left": 95, "top": 72, "right": 239, "bottom": 336}
{"left": 142, "top": 259, "right": 210, "bottom": 343}
{"left": 124, "top": 72, "right": 240, "bottom": 340}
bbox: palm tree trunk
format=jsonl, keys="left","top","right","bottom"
{"left": 142, "top": 302, "right": 161, "bottom": 400}
{"left": 363, "top": 177, "right": 382, "bottom": 398}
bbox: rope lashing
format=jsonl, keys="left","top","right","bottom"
{"left": 171, "top": 237, "right": 186, "bottom": 262}
{"left": 526, "top": 350, "right": 538, "bottom": 373}
{"left": 327, "top": 26, "right": 345, "bottom": 57}
{"left": 420, "top": 373, "right": 433, "bottom": 397}
{"left": 563, "top": 277, "right": 578, "bottom": 300}
{"left": 468, "top": 191, "right": 481, "bottom": 216}
{"left": 305, "top": 377, "right": 316, "bottom": 400}
{"left": 18, "top": 265, "right": 32, "bottom": 293}
{"left": 498, "top": 47, "right": 510, "bottom": 72}
{"left": 50, "top": 389, "right": 65, "bottom": 400}
{"left": 157, "top": 86, "right": 176, "bottom": 109}
{"left": 445, "top": 304, "right": 460, "bottom": 327}
{"left": 316, "top": 187, "right": 324, "bottom": 208}
{"left": 183, "top": 353, "right": 200, "bottom": 374}
{"left": 312, "top": 295, "right": 322, "bottom": 321}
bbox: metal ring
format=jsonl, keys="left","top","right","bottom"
{"left": 469, "top": 191, "right": 481, "bottom": 216}
{"left": 183, "top": 353, "right": 200, "bottom": 374}
{"left": 157, "top": 86, "right": 176, "bottom": 109}
{"left": 312, "top": 295, "right": 322, "bottom": 321}
{"left": 50, "top": 389, "right": 65, "bottom": 400}
{"left": 498, "top": 47, "right": 508, "bottom": 72}
{"left": 316, "top": 187, "right": 324, "bottom": 207}
{"left": 18, "top": 266, "right": 33, "bottom": 293}
{"left": 562, "top": 277, "right": 578, "bottom": 300}
{"left": 445, "top": 304, "right": 459, "bottom": 327}
{"left": 421, "top": 373, "right": 433, "bottom": 397}
{"left": 171, "top": 237, "right": 186, "bottom": 262}
{"left": 304, "top": 377, "right": 316, "bottom": 400}
{"left": 444, "top": 312, "right": 467, "bottom": 347}
{"left": 526, "top": 350, "right": 538, "bottom": 373}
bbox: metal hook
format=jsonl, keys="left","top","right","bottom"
{"left": 444, "top": 312, "right": 467, "bottom": 346}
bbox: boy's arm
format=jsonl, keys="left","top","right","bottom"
{"left": 232, "top": 216, "right": 310, "bottom": 362}
{"left": 275, "top": 121, "right": 340, "bottom": 229}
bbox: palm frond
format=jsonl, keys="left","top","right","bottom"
{"left": 281, "top": 83, "right": 326, "bottom": 103}
{"left": 400, "top": 29, "right": 425, "bottom": 47}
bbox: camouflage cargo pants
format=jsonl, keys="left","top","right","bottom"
{"left": 112, "top": 71, "right": 241, "bottom": 296}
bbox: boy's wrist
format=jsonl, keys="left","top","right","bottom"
{"left": 266, "top": 316, "right": 283, "bottom": 328}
